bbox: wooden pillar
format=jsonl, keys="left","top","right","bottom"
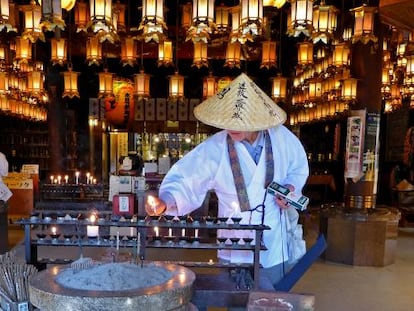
{"left": 47, "top": 85, "right": 64, "bottom": 173}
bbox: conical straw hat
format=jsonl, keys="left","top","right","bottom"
{"left": 194, "top": 73, "right": 287, "bottom": 131}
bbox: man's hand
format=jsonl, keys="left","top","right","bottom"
{"left": 145, "top": 195, "right": 167, "bottom": 215}
{"left": 274, "top": 184, "right": 295, "bottom": 210}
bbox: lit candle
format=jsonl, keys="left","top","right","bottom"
{"left": 50, "top": 175, "right": 54, "bottom": 184}
{"left": 154, "top": 226, "right": 159, "bottom": 237}
{"left": 64, "top": 175, "right": 69, "bottom": 184}
{"left": 87, "top": 214, "right": 99, "bottom": 237}
{"left": 86, "top": 172, "right": 90, "bottom": 184}
{"left": 195, "top": 229, "right": 199, "bottom": 238}
{"left": 57, "top": 175, "right": 62, "bottom": 184}
{"left": 147, "top": 195, "right": 157, "bottom": 215}
{"left": 54, "top": 178, "right": 58, "bottom": 184}
{"left": 51, "top": 226, "right": 57, "bottom": 235}
{"left": 208, "top": 259, "right": 214, "bottom": 265}
{"left": 181, "top": 228, "right": 186, "bottom": 237}
{"left": 168, "top": 228, "right": 172, "bottom": 237}
{"left": 93, "top": 178, "right": 97, "bottom": 184}
{"left": 116, "top": 231, "right": 120, "bottom": 250}
{"left": 75, "top": 171, "right": 80, "bottom": 184}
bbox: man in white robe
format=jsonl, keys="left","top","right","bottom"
{"left": 156, "top": 73, "right": 309, "bottom": 288}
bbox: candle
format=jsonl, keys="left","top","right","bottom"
{"left": 93, "top": 178, "right": 97, "bottom": 184}
{"left": 129, "top": 227, "right": 137, "bottom": 236}
{"left": 86, "top": 172, "right": 90, "bottom": 184}
{"left": 147, "top": 195, "right": 157, "bottom": 215}
{"left": 57, "top": 175, "right": 62, "bottom": 184}
{"left": 75, "top": 171, "right": 80, "bottom": 184}
{"left": 54, "top": 178, "right": 58, "bottom": 184}
{"left": 51, "top": 226, "right": 57, "bottom": 235}
{"left": 116, "top": 231, "right": 120, "bottom": 250}
{"left": 208, "top": 259, "right": 214, "bottom": 265}
{"left": 154, "top": 226, "right": 159, "bottom": 237}
{"left": 64, "top": 175, "right": 69, "bottom": 184}
{"left": 195, "top": 229, "right": 199, "bottom": 238}
{"left": 181, "top": 228, "right": 186, "bottom": 237}
{"left": 137, "top": 232, "right": 140, "bottom": 256}
{"left": 50, "top": 175, "right": 54, "bottom": 184}
{"left": 168, "top": 228, "right": 172, "bottom": 237}
{"left": 87, "top": 225, "right": 99, "bottom": 237}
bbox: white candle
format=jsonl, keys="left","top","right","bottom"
{"left": 93, "top": 178, "right": 97, "bottom": 184}
{"left": 64, "top": 175, "right": 69, "bottom": 184}
{"left": 50, "top": 175, "right": 54, "bottom": 184}
{"left": 154, "top": 226, "right": 159, "bottom": 237}
{"left": 116, "top": 231, "right": 120, "bottom": 250}
{"left": 137, "top": 232, "right": 140, "bottom": 255}
{"left": 86, "top": 172, "right": 90, "bottom": 184}
{"left": 168, "top": 228, "right": 172, "bottom": 237}
{"left": 181, "top": 228, "right": 186, "bottom": 237}
{"left": 51, "top": 226, "right": 57, "bottom": 235}
{"left": 75, "top": 171, "right": 80, "bottom": 184}
{"left": 147, "top": 195, "right": 157, "bottom": 215}
{"left": 195, "top": 229, "right": 199, "bottom": 238}
{"left": 87, "top": 225, "right": 99, "bottom": 237}
{"left": 54, "top": 178, "right": 58, "bottom": 184}
{"left": 129, "top": 227, "right": 136, "bottom": 236}
{"left": 57, "top": 175, "right": 62, "bottom": 184}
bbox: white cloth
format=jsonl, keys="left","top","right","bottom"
{"left": 159, "top": 126, "right": 309, "bottom": 268}
{"left": 0, "top": 152, "right": 12, "bottom": 201}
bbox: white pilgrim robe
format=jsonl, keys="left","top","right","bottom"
{"left": 159, "top": 125, "right": 309, "bottom": 268}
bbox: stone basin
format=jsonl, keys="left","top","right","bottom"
{"left": 29, "top": 261, "right": 196, "bottom": 311}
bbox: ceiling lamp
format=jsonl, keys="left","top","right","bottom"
{"left": 341, "top": 77, "right": 357, "bottom": 101}
{"left": 350, "top": 5, "right": 377, "bottom": 44}
{"left": 89, "top": 0, "right": 117, "bottom": 43}
{"left": 158, "top": 39, "right": 173, "bottom": 66}
{"left": 75, "top": 1, "right": 90, "bottom": 32}
{"left": 215, "top": 3, "right": 230, "bottom": 34}
{"left": 271, "top": 74, "right": 287, "bottom": 101}
{"left": 203, "top": 72, "right": 217, "bottom": 99}
{"left": 261, "top": 40, "right": 277, "bottom": 69}
{"left": 40, "top": 0, "right": 65, "bottom": 32}
{"left": 225, "top": 41, "right": 241, "bottom": 68}
{"left": 297, "top": 41, "right": 313, "bottom": 66}
{"left": 169, "top": 71, "right": 185, "bottom": 99}
{"left": 192, "top": 41, "right": 208, "bottom": 68}
{"left": 332, "top": 42, "right": 350, "bottom": 67}
{"left": 86, "top": 36, "right": 102, "bottom": 66}
{"left": 62, "top": 66, "right": 80, "bottom": 98}
{"left": 240, "top": 0, "right": 263, "bottom": 39}
{"left": 134, "top": 70, "right": 151, "bottom": 98}
{"left": 98, "top": 69, "right": 114, "bottom": 97}
{"left": 289, "top": 0, "right": 314, "bottom": 37}
{"left": 50, "top": 38, "right": 67, "bottom": 66}
{"left": 0, "top": 0, "right": 13, "bottom": 32}
{"left": 27, "top": 70, "right": 44, "bottom": 97}
{"left": 186, "top": 0, "right": 215, "bottom": 43}
{"left": 15, "top": 37, "right": 32, "bottom": 63}
{"left": 120, "top": 37, "right": 137, "bottom": 67}
{"left": 21, "top": 0, "right": 44, "bottom": 42}
{"left": 311, "top": 0, "right": 338, "bottom": 44}
{"left": 139, "top": 0, "right": 166, "bottom": 43}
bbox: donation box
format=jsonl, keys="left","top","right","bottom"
{"left": 113, "top": 194, "right": 135, "bottom": 215}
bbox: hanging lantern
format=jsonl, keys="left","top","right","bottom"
{"left": 289, "top": 0, "right": 313, "bottom": 37}
{"left": 332, "top": 42, "right": 350, "bottom": 67}
{"left": 224, "top": 41, "right": 241, "bottom": 68}
{"left": 312, "top": 0, "right": 338, "bottom": 44}
{"left": 62, "top": 67, "right": 80, "bottom": 98}
{"left": 40, "top": 0, "right": 65, "bottom": 32}
{"left": 261, "top": 40, "right": 277, "bottom": 69}
{"left": 203, "top": 72, "right": 217, "bottom": 99}
{"left": 271, "top": 74, "right": 287, "bottom": 101}
{"left": 240, "top": 0, "right": 263, "bottom": 39}
{"left": 140, "top": 0, "right": 166, "bottom": 43}
{"left": 0, "top": 94, "right": 9, "bottom": 111}
{"left": 89, "top": 0, "right": 113, "bottom": 33}
{"left": 15, "top": 37, "right": 32, "bottom": 63}
{"left": 229, "top": 6, "right": 242, "bottom": 43}
{"left": 50, "top": 38, "right": 67, "bottom": 66}
{"left": 134, "top": 70, "right": 151, "bottom": 98}
{"left": 192, "top": 41, "right": 208, "bottom": 68}
{"left": 0, "top": 0, "right": 13, "bottom": 32}
{"left": 113, "top": 0, "right": 126, "bottom": 32}
{"left": 86, "top": 36, "right": 102, "bottom": 65}
{"left": 75, "top": 1, "right": 89, "bottom": 32}
{"left": 169, "top": 71, "right": 185, "bottom": 99}
{"left": 120, "top": 37, "right": 137, "bottom": 67}
{"left": 350, "top": 5, "right": 377, "bottom": 44}
{"left": 297, "top": 41, "right": 313, "bottom": 66}
{"left": 62, "top": 0, "right": 76, "bottom": 11}
{"left": 181, "top": 2, "right": 192, "bottom": 29}
{"left": 273, "top": 0, "right": 287, "bottom": 9}
{"left": 406, "top": 55, "right": 414, "bottom": 77}
{"left": 98, "top": 69, "right": 113, "bottom": 97}
{"left": 158, "top": 39, "right": 173, "bottom": 66}
{"left": 308, "top": 78, "right": 322, "bottom": 101}
{"left": 186, "top": 0, "right": 215, "bottom": 43}
{"left": 215, "top": 3, "right": 229, "bottom": 33}
{"left": 341, "top": 77, "right": 357, "bottom": 101}
{"left": 0, "top": 72, "right": 8, "bottom": 94}
{"left": 27, "top": 70, "right": 44, "bottom": 96}
{"left": 21, "top": 0, "right": 44, "bottom": 42}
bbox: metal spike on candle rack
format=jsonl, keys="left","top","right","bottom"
{"left": 71, "top": 256, "right": 94, "bottom": 273}
{"left": 0, "top": 251, "right": 38, "bottom": 303}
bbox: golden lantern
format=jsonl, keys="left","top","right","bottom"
{"left": 187, "top": 0, "right": 215, "bottom": 43}
{"left": 203, "top": 72, "right": 217, "bottom": 99}
{"left": 0, "top": 44, "right": 7, "bottom": 61}
{"left": 332, "top": 42, "right": 350, "bottom": 67}
{"left": 169, "top": 71, "right": 185, "bottom": 99}
{"left": 0, "top": 72, "right": 8, "bottom": 94}
{"left": 15, "top": 37, "right": 32, "bottom": 63}
{"left": 341, "top": 77, "right": 357, "bottom": 101}
{"left": 261, "top": 41, "right": 277, "bottom": 69}
{"left": 271, "top": 74, "right": 287, "bottom": 101}
{"left": 406, "top": 55, "right": 414, "bottom": 77}
{"left": 27, "top": 70, "right": 44, "bottom": 95}
{"left": 350, "top": 5, "right": 377, "bottom": 44}
{"left": 215, "top": 3, "right": 229, "bottom": 33}
{"left": 181, "top": 2, "right": 192, "bottom": 29}
{"left": 75, "top": 1, "right": 89, "bottom": 32}
{"left": 21, "top": 0, "right": 44, "bottom": 42}
{"left": 134, "top": 70, "right": 151, "bottom": 98}
{"left": 62, "top": 0, "right": 76, "bottom": 11}
{"left": 86, "top": 36, "right": 102, "bottom": 66}
{"left": 158, "top": 39, "right": 173, "bottom": 66}
{"left": 9, "top": 98, "right": 17, "bottom": 114}
{"left": 0, "top": 0, "right": 13, "bottom": 32}
{"left": 140, "top": 0, "right": 165, "bottom": 43}
{"left": 311, "top": 0, "right": 338, "bottom": 44}
{"left": 40, "top": 0, "right": 65, "bottom": 32}
{"left": 89, "top": 0, "right": 113, "bottom": 33}
{"left": 225, "top": 41, "right": 241, "bottom": 68}
{"left": 120, "top": 37, "right": 137, "bottom": 67}
{"left": 62, "top": 67, "right": 80, "bottom": 98}
{"left": 308, "top": 78, "right": 322, "bottom": 101}
{"left": 98, "top": 70, "right": 113, "bottom": 97}
{"left": 113, "top": 0, "right": 126, "bottom": 32}
{"left": 273, "top": 0, "right": 287, "bottom": 8}
{"left": 50, "top": 38, "right": 67, "bottom": 65}
{"left": 240, "top": 0, "right": 263, "bottom": 37}
{"left": 297, "top": 41, "right": 313, "bottom": 66}
{"left": 0, "top": 94, "right": 9, "bottom": 111}
{"left": 229, "top": 6, "right": 242, "bottom": 43}
{"left": 192, "top": 41, "right": 208, "bottom": 68}
{"left": 289, "top": 0, "right": 313, "bottom": 37}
